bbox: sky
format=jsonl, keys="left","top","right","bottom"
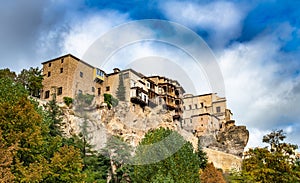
{"left": 0, "top": 0, "right": 300, "bottom": 149}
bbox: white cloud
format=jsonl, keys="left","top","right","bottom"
{"left": 217, "top": 24, "right": 300, "bottom": 148}
{"left": 61, "top": 10, "right": 130, "bottom": 58}
{"left": 160, "top": 0, "right": 249, "bottom": 48}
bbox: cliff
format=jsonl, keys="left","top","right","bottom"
{"left": 59, "top": 101, "right": 247, "bottom": 171}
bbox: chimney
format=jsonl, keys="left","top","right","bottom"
{"left": 113, "top": 68, "right": 120, "bottom": 73}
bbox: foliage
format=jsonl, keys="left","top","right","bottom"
{"left": 16, "top": 67, "right": 43, "bottom": 97}
{"left": 104, "top": 93, "right": 119, "bottom": 109}
{"left": 116, "top": 72, "right": 126, "bottom": 101}
{"left": 102, "top": 136, "right": 133, "bottom": 182}
{"left": 0, "top": 130, "right": 15, "bottom": 182}
{"left": 231, "top": 130, "right": 300, "bottom": 183}
{"left": 0, "top": 68, "right": 16, "bottom": 80}
{"left": 76, "top": 93, "right": 95, "bottom": 107}
{"left": 63, "top": 96, "right": 73, "bottom": 107}
{"left": 200, "top": 162, "right": 226, "bottom": 183}
{"left": 0, "top": 77, "right": 85, "bottom": 182}
{"left": 131, "top": 127, "right": 206, "bottom": 183}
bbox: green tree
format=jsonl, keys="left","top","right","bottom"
{"left": 0, "top": 77, "right": 84, "bottom": 182}
{"left": 17, "top": 67, "right": 43, "bottom": 97}
{"left": 131, "top": 127, "right": 206, "bottom": 183}
{"left": 0, "top": 68, "right": 16, "bottom": 80}
{"left": 104, "top": 93, "right": 118, "bottom": 109}
{"left": 238, "top": 130, "right": 300, "bottom": 183}
{"left": 116, "top": 72, "right": 126, "bottom": 101}
{"left": 102, "top": 136, "right": 133, "bottom": 183}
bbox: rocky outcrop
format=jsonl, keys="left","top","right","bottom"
{"left": 58, "top": 101, "right": 247, "bottom": 171}
{"left": 199, "top": 120, "right": 249, "bottom": 157}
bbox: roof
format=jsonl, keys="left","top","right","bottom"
{"left": 42, "top": 53, "right": 99, "bottom": 71}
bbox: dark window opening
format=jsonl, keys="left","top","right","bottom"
{"left": 195, "top": 104, "right": 197, "bottom": 109}
{"left": 216, "top": 106, "right": 221, "bottom": 113}
{"left": 80, "top": 72, "right": 83, "bottom": 78}
{"left": 48, "top": 63, "right": 51, "bottom": 67}
{"left": 200, "top": 102, "right": 204, "bottom": 108}
{"left": 189, "top": 105, "right": 192, "bottom": 110}
{"left": 61, "top": 58, "right": 64, "bottom": 63}
{"left": 92, "top": 87, "right": 95, "bottom": 93}
{"left": 57, "top": 87, "right": 62, "bottom": 95}
{"left": 106, "top": 86, "right": 110, "bottom": 91}
{"left": 98, "top": 88, "right": 101, "bottom": 96}
{"left": 60, "top": 68, "right": 63, "bottom": 73}
{"left": 48, "top": 72, "right": 51, "bottom": 77}
{"left": 45, "top": 91, "right": 50, "bottom": 99}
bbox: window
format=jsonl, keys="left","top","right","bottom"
{"left": 48, "top": 71, "right": 51, "bottom": 77}
{"left": 106, "top": 86, "right": 110, "bottom": 91}
{"left": 189, "top": 105, "right": 192, "bottom": 110}
{"left": 92, "top": 87, "right": 95, "bottom": 92}
{"left": 97, "top": 88, "right": 101, "bottom": 96}
{"left": 60, "top": 68, "right": 63, "bottom": 73}
{"left": 195, "top": 104, "right": 197, "bottom": 109}
{"left": 123, "top": 73, "right": 129, "bottom": 79}
{"left": 216, "top": 106, "right": 221, "bottom": 113}
{"left": 61, "top": 58, "right": 64, "bottom": 63}
{"left": 80, "top": 72, "right": 83, "bottom": 78}
{"left": 78, "top": 90, "right": 82, "bottom": 94}
{"left": 48, "top": 63, "right": 51, "bottom": 67}
{"left": 190, "top": 119, "right": 192, "bottom": 123}
{"left": 57, "top": 87, "right": 62, "bottom": 95}
{"left": 45, "top": 90, "right": 50, "bottom": 99}
{"left": 200, "top": 102, "right": 204, "bottom": 108}
{"left": 183, "top": 106, "right": 186, "bottom": 110}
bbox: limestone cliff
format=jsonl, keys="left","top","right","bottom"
{"left": 199, "top": 120, "right": 249, "bottom": 157}
{"left": 59, "top": 101, "right": 247, "bottom": 171}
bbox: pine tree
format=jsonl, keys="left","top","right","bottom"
{"left": 116, "top": 72, "right": 126, "bottom": 101}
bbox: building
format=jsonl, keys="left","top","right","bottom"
{"left": 41, "top": 54, "right": 106, "bottom": 104}
{"left": 41, "top": 53, "right": 235, "bottom": 137}
{"left": 181, "top": 93, "right": 233, "bottom": 136}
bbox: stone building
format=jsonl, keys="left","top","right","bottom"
{"left": 41, "top": 53, "right": 234, "bottom": 137}
{"left": 181, "top": 93, "right": 233, "bottom": 136}
{"left": 41, "top": 54, "right": 106, "bottom": 104}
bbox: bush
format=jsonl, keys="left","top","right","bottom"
{"left": 104, "top": 93, "right": 118, "bottom": 109}
{"left": 63, "top": 97, "right": 73, "bottom": 107}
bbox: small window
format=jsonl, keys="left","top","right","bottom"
{"left": 80, "top": 72, "right": 83, "bottom": 78}
{"left": 45, "top": 90, "right": 50, "bottom": 99}
{"left": 48, "top": 71, "right": 51, "bottom": 77}
{"left": 60, "top": 68, "right": 63, "bottom": 73}
{"left": 61, "top": 58, "right": 64, "bottom": 63}
{"left": 216, "top": 106, "right": 221, "bottom": 113}
{"left": 123, "top": 73, "right": 129, "bottom": 79}
{"left": 195, "top": 104, "right": 197, "bottom": 109}
{"left": 189, "top": 105, "right": 192, "bottom": 110}
{"left": 183, "top": 106, "right": 186, "bottom": 110}
{"left": 190, "top": 119, "right": 192, "bottom": 123}
{"left": 97, "top": 88, "right": 101, "bottom": 96}
{"left": 106, "top": 86, "right": 110, "bottom": 91}
{"left": 200, "top": 102, "right": 204, "bottom": 108}
{"left": 57, "top": 87, "right": 62, "bottom": 95}
{"left": 92, "top": 87, "right": 95, "bottom": 93}
{"left": 48, "top": 63, "right": 51, "bottom": 67}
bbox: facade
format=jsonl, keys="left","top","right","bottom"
{"left": 41, "top": 53, "right": 234, "bottom": 137}
{"left": 181, "top": 93, "right": 232, "bottom": 136}
{"left": 41, "top": 54, "right": 106, "bottom": 104}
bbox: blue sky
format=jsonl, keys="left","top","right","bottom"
{"left": 0, "top": 0, "right": 299, "bottom": 149}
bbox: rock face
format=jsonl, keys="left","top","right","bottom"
{"left": 199, "top": 121, "right": 249, "bottom": 157}
{"left": 59, "top": 101, "right": 248, "bottom": 171}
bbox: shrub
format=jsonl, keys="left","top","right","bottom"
{"left": 63, "top": 97, "right": 73, "bottom": 107}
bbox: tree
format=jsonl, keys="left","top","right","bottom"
{"left": 131, "top": 127, "right": 206, "bottom": 183}
{"left": 200, "top": 162, "right": 226, "bottom": 183}
{"left": 239, "top": 130, "right": 300, "bottom": 183}
{"left": 116, "top": 72, "right": 126, "bottom": 101}
{"left": 17, "top": 67, "right": 43, "bottom": 97}
{"left": 0, "top": 68, "right": 16, "bottom": 80}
